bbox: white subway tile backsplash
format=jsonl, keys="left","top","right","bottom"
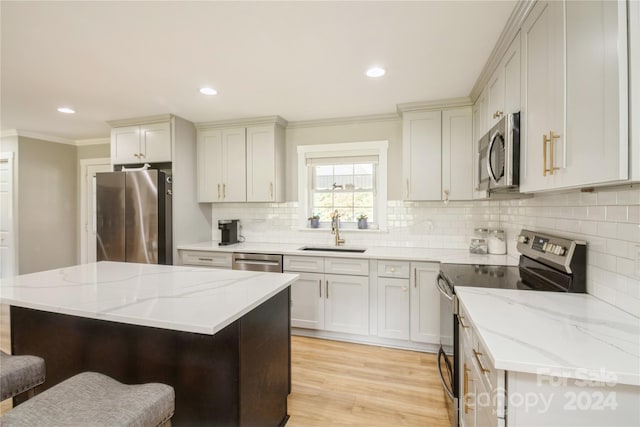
{"left": 596, "top": 191, "right": 617, "bottom": 205}
{"left": 606, "top": 206, "right": 628, "bottom": 222}
{"left": 617, "top": 188, "right": 640, "bottom": 205}
{"left": 597, "top": 222, "right": 618, "bottom": 238}
{"left": 629, "top": 206, "right": 640, "bottom": 223}
{"left": 587, "top": 206, "right": 606, "bottom": 221}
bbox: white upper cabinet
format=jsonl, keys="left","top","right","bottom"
{"left": 442, "top": 107, "right": 473, "bottom": 201}
{"left": 472, "top": 89, "right": 489, "bottom": 199}
{"left": 402, "top": 107, "right": 474, "bottom": 201}
{"left": 111, "top": 121, "right": 171, "bottom": 165}
{"left": 246, "top": 124, "right": 285, "bottom": 202}
{"left": 488, "top": 32, "right": 521, "bottom": 128}
{"left": 197, "top": 127, "right": 246, "bottom": 202}
{"left": 196, "top": 117, "right": 286, "bottom": 203}
{"left": 521, "top": 0, "right": 629, "bottom": 192}
{"left": 402, "top": 110, "right": 442, "bottom": 201}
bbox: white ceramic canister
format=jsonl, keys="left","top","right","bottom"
{"left": 488, "top": 229, "right": 507, "bottom": 254}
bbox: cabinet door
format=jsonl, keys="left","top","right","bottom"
{"left": 140, "top": 122, "right": 171, "bottom": 163}
{"left": 409, "top": 262, "right": 440, "bottom": 344}
{"left": 487, "top": 67, "right": 505, "bottom": 127}
{"left": 377, "top": 277, "right": 410, "bottom": 340}
{"left": 503, "top": 32, "right": 521, "bottom": 116}
{"left": 111, "top": 126, "right": 141, "bottom": 164}
{"left": 563, "top": 0, "right": 628, "bottom": 187}
{"left": 520, "top": 0, "right": 565, "bottom": 192}
{"left": 221, "top": 127, "right": 246, "bottom": 202}
{"left": 460, "top": 334, "right": 477, "bottom": 427}
{"left": 472, "top": 89, "right": 489, "bottom": 200}
{"left": 197, "top": 129, "right": 224, "bottom": 202}
{"left": 402, "top": 111, "right": 442, "bottom": 200}
{"left": 246, "top": 125, "right": 276, "bottom": 202}
{"left": 324, "top": 274, "right": 369, "bottom": 335}
{"left": 290, "top": 272, "right": 325, "bottom": 330}
{"left": 442, "top": 107, "right": 473, "bottom": 201}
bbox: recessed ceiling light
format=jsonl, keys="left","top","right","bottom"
{"left": 57, "top": 107, "right": 75, "bottom": 114}
{"left": 366, "top": 67, "right": 386, "bottom": 78}
{"left": 199, "top": 87, "right": 218, "bottom": 95}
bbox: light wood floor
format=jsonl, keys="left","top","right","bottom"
{"left": 288, "top": 336, "right": 450, "bottom": 426}
{"left": 0, "top": 310, "right": 450, "bottom": 426}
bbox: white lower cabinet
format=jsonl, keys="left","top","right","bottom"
{"left": 459, "top": 303, "right": 639, "bottom": 427}
{"left": 377, "top": 277, "right": 410, "bottom": 340}
{"left": 409, "top": 262, "right": 440, "bottom": 344}
{"left": 179, "top": 250, "right": 232, "bottom": 269}
{"left": 286, "top": 256, "right": 369, "bottom": 336}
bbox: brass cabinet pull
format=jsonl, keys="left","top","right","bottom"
{"left": 269, "top": 182, "right": 273, "bottom": 199}
{"left": 492, "top": 110, "right": 503, "bottom": 119}
{"left": 139, "top": 152, "right": 145, "bottom": 159}
{"left": 463, "top": 363, "right": 470, "bottom": 414}
{"left": 459, "top": 315, "right": 469, "bottom": 329}
{"left": 223, "top": 183, "right": 226, "bottom": 199}
{"left": 543, "top": 131, "right": 560, "bottom": 176}
{"left": 197, "top": 257, "right": 213, "bottom": 262}
{"left": 413, "top": 268, "right": 417, "bottom": 288}
{"left": 318, "top": 279, "right": 322, "bottom": 298}
{"left": 217, "top": 184, "right": 221, "bottom": 200}
{"left": 406, "top": 179, "right": 410, "bottom": 198}
{"left": 473, "top": 349, "right": 491, "bottom": 374}
{"left": 326, "top": 280, "right": 329, "bottom": 299}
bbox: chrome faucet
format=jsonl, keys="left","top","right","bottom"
{"left": 331, "top": 210, "right": 346, "bottom": 246}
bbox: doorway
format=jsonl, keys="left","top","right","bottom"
{"left": 80, "top": 158, "right": 111, "bottom": 264}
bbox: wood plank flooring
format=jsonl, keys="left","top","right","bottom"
{"left": 288, "top": 336, "right": 450, "bottom": 426}
{"left": 0, "top": 309, "right": 450, "bottom": 426}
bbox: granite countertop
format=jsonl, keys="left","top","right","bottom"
{"left": 0, "top": 261, "right": 298, "bottom": 335}
{"left": 456, "top": 287, "right": 640, "bottom": 387}
{"left": 177, "top": 241, "right": 519, "bottom": 266}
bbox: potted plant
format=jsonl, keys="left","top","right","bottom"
{"left": 308, "top": 214, "right": 320, "bottom": 228}
{"left": 357, "top": 214, "right": 368, "bottom": 229}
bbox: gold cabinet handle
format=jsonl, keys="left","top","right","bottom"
{"left": 223, "top": 183, "right": 226, "bottom": 199}
{"left": 459, "top": 315, "right": 469, "bottom": 329}
{"left": 133, "top": 153, "right": 140, "bottom": 158}
{"left": 473, "top": 349, "right": 490, "bottom": 374}
{"left": 413, "top": 268, "right": 417, "bottom": 288}
{"left": 443, "top": 189, "right": 450, "bottom": 203}
{"left": 269, "top": 182, "right": 273, "bottom": 199}
{"left": 138, "top": 152, "right": 145, "bottom": 159}
{"left": 326, "top": 280, "right": 329, "bottom": 299}
{"left": 217, "top": 184, "right": 221, "bottom": 200}
{"left": 319, "top": 279, "right": 322, "bottom": 298}
{"left": 493, "top": 110, "right": 503, "bottom": 119}
{"left": 406, "top": 179, "right": 410, "bottom": 198}
{"left": 464, "top": 363, "right": 471, "bottom": 414}
{"left": 543, "top": 131, "right": 560, "bottom": 176}
{"left": 402, "top": 287, "right": 408, "bottom": 292}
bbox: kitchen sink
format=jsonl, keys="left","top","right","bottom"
{"left": 298, "top": 246, "right": 367, "bottom": 253}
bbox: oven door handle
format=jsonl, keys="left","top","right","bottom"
{"left": 437, "top": 347, "right": 455, "bottom": 400}
{"left": 436, "top": 277, "right": 453, "bottom": 302}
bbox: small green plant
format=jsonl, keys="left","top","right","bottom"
{"left": 357, "top": 214, "right": 368, "bottom": 221}
{"left": 308, "top": 214, "right": 320, "bottom": 220}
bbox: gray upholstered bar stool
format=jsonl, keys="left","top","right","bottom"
{"left": 0, "top": 372, "right": 175, "bottom": 426}
{"left": 0, "top": 350, "right": 45, "bottom": 401}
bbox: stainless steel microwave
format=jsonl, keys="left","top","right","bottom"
{"left": 478, "top": 112, "right": 520, "bottom": 192}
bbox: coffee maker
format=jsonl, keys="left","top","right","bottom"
{"left": 218, "top": 219, "right": 240, "bottom": 246}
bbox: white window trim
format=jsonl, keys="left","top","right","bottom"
{"left": 297, "top": 141, "right": 388, "bottom": 231}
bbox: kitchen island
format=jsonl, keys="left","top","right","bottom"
{"left": 0, "top": 262, "right": 298, "bottom": 426}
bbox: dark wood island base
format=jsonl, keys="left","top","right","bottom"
{"left": 11, "top": 288, "right": 291, "bottom": 426}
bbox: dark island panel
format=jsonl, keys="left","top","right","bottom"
{"left": 11, "top": 288, "right": 291, "bottom": 426}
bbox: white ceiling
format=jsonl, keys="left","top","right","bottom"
{"left": 1, "top": 1, "right": 515, "bottom": 141}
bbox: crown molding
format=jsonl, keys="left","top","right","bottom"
{"left": 396, "top": 97, "right": 472, "bottom": 114}
{"left": 76, "top": 137, "right": 110, "bottom": 147}
{"left": 107, "top": 114, "right": 174, "bottom": 128}
{"left": 3, "top": 129, "right": 76, "bottom": 145}
{"left": 287, "top": 113, "right": 399, "bottom": 129}
{"left": 469, "top": 0, "right": 536, "bottom": 102}
{"left": 195, "top": 115, "right": 288, "bottom": 130}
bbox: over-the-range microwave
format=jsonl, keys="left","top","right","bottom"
{"left": 478, "top": 112, "right": 520, "bottom": 193}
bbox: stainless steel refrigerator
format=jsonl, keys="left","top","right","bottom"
{"left": 96, "top": 169, "right": 172, "bottom": 264}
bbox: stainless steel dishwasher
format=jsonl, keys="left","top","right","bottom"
{"left": 232, "top": 253, "right": 283, "bottom": 273}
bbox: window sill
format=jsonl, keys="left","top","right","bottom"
{"left": 295, "top": 227, "right": 388, "bottom": 233}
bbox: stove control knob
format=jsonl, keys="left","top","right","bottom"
{"left": 518, "top": 235, "right": 529, "bottom": 244}
{"left": 543, "top": 242, "right": 551, "bottom": 252}
{"left": 558, "top": 247, "right": 566, "bottom": 256}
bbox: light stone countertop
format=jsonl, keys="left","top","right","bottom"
{"left": 456, "top": 287, "right": 640, "bottom": 387}
{"left": 177, "top": 241, "right": 520, "bottom": 266}
{"left": 0, "top": 261, "right": 298, "bottom": 335}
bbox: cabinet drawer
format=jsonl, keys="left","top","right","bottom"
{"left": 377, "top": 260, "right": 410, "bottom": 278}
{"left": 324, "top": 258, "right": 369, "bottom": 276}
{"left": 283, "top": 256, "right": 324, "bottom": 273}
{"left": 181, "top": 251, "right": 232, "bottom": 268}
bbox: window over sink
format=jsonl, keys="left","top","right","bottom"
{"left": 297, "top": 141, "right": 388, "bottom": 230}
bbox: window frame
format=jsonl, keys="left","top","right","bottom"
{"left": 297, "top": 141, "right": 388, "bottom": 231}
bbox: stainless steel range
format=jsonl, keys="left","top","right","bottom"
{"left": 436, "top": 229, "right": 587, "bottom": 427}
